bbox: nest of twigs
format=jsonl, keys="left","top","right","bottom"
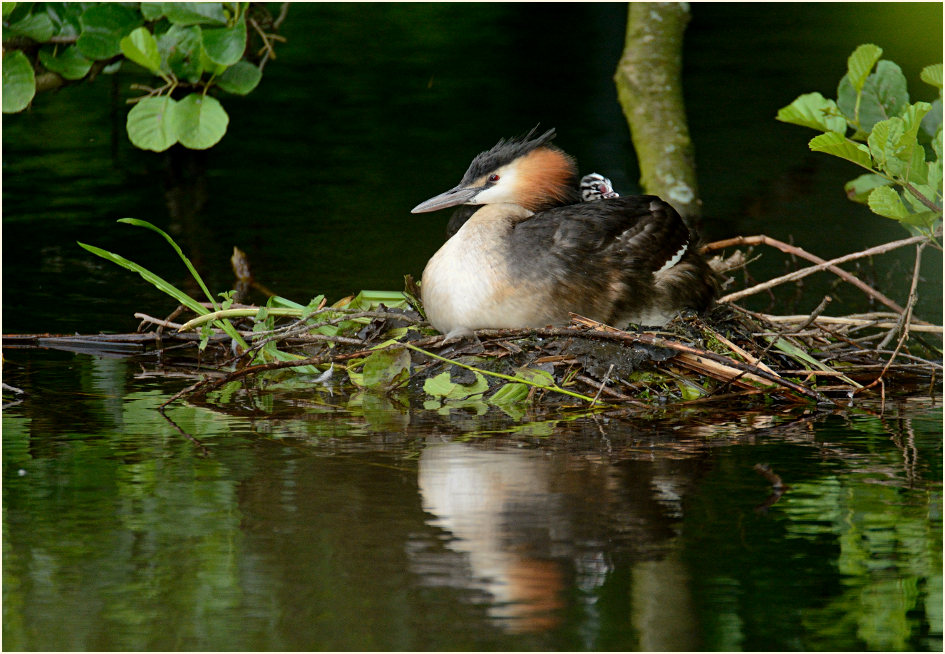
{"left": 5, "top": 233, "right": 941, "bottom": 412}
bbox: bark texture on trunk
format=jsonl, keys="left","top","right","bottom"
{"left": 615, "top": 3, "right": 701, "bottom": 223}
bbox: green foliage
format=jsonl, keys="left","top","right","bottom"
{"left": 173, "top": 93, "right": 229, "bottom": 149}
{"left": 37, "top": 44, "right": 93, "bottom": 80}
{"left": 1, "top": 49, "right": 35, "bottom": 112}
{"left": 348, "top": 347, "right": 411, "bottom": 392}
{"left": 76, "top": 3, "right": 142, "bottom": 60}
{"left": 777, "top": 44, "right": 943, "bottom": 237}
{"left": 126, "top": 95, "right": 178, "bottom": 151}
{"left": 1, "top": 2, "right": 282, "bottom": 152}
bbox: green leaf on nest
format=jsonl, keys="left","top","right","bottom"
{"left": 423, "top": 370, "right": 489, "bottom": 400}
{"left": 489, "top": 382, "right": 530, "bottom": 406}
{"left": 358, "top": 347, "right": 411, "bottom": 392}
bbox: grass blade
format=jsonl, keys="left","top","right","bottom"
{"left": 117, "top": 218, "right": 219, "bottom": 310}
{"left": 78, "top": 241, "right": 209, "bottom": 315}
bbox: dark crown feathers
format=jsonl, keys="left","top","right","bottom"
{"left": 459, "top": 127, "right": 558, "bottom": 184}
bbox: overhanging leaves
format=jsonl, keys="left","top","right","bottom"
{"left": 216, "top": 61, "right": 262, "bottom": 95}
{"left": 38, "top": 45, "right": 93, "bottom": 81}
{"left": 2, "top": 50, "right": 36, "bottom": 114}
{"left": 920, "top": 63, "right": 943, "bottom": 91}
{"left": 126, "top": 96, "right": 179, "bottom": 152}
{"left": 844, "top": 173, "right": 892, "bottom": 204}
{"left": 776, "top": 92, "right": 847, "bottom": 133}
{"left": 202, "top": 18, "right": 247, "bottom": 67}
{"left": 846, "top": 44, "right": 883, "bottom": 94}
{"left": 162, "top": 3, "right": 227, "bottom": 26}
{"left": 173, "top": 94, "right": 229, "bottom": 150}
{"left": 120, "top": 27, "right": 162, "bottom": 74}
{"left": 809, "top": 132, "right": 873, "bottom": 169}
{"left": 76, "top": 4, "right": 142, "bottom": 60}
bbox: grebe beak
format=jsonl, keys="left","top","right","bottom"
{"left": 411, "top": 184, "right": 482, "bottom": 213}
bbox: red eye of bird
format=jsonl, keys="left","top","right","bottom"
{"left": 488, "top": 174, "right": 500, "bottom": 183}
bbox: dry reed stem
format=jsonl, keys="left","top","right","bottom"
{"left": 757, "top": 314, "right": 942, "bottom": 333}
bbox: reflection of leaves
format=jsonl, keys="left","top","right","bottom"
{"left": 784, "top": 474, "right": 941, "bottom": 651}
{"left": 347, "top": 391, "right": 409, "bottom": 431}
{"left": 2, "top": 387, "right": 247, "bottom": 650}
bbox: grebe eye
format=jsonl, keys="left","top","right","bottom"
{"left": 488, "top": 174, "right": 500, "bottom": 183}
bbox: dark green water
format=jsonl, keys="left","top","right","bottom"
{"left": 3, "top": 3, "right": 942, "bottom": 651}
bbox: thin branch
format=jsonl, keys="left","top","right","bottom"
{"left": 702, "top": 234, "right": 904, "bottom": 312}
{"left": 859, "top": 241, "right": 928, "bottom": 393}
{"left": 272, "top": 2, "right": 291, "bottom": 29}
{"left": 135, "top": 313, "right": 185, "bottom": 330}
{"left": 903, "top": 181, "right": 943, "bottom": 213}
{"left": 718, "top": 232, "right": 934, "bottom": 305}
{"left": 575, "top": 373, "right": 643, "bottom": 404}
{"left": 757, "top": 314, "right": 941, "bottom": 333}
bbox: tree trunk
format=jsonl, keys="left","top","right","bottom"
{"left": 615, "top": 3, "right": 701, "bottom": 223}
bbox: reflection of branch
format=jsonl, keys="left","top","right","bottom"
{"left": 158, "top": 407, "right": 212, "bottom": 456}
{"left": 753, "top": 463, "right": 789, "bottom": 512}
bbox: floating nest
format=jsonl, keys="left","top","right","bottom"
{"left": 4, "top": 234, "right": 942, "bottom": 413}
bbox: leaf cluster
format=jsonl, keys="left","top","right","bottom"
{"left": 2, "top": 2, "right": 277, "bottom": 151}
{"left": 777, "top": 44, "right": 942, "bottom": 237}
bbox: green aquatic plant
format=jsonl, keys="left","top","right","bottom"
{"left": 78, "top": 218, "right": 249, "bottom": 350}
{"left": 777, "top": 44, "right": 942, "bottom": 238}
{"left": 2, "top": 2, "right": 280, "bottom": 151}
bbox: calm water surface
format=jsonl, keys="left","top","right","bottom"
{"left": 2, "top": 350, "right": 941, "bottom": 650}
{"left": 3, "top": 3, "right": 942, "bottom": 651}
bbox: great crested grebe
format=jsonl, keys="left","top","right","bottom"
{"left": 412, "top": 128, "right": 717, "bottom": 339}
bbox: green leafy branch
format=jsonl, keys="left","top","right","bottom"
{"left": 777, "top": 44, "right": 942, "bottom": 238}
{"left": 2, "top": 2, "right": 284, "bottom": 151}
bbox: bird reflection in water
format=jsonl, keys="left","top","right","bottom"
{"left": 413, "top": 439, "right": 704, "bottom": 645}
{"left": 416, "top": 442, "right": 572, "bottom": 633}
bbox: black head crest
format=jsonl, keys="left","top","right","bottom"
{"left": 459, "top": 127, "right": 558, "bottom": 184}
